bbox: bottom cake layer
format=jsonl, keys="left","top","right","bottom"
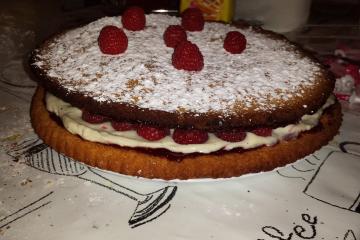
{"left": 31, "top": 87, "right": 342, "bottom": 180}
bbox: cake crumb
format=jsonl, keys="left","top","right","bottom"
{"left": 84, "top": 181, "right": 92, "bottom": 186}
{"left": 88, "top": 192, "right": 104, "bottom": 206}
{"left": 20, "top": 178, "right": 32, "bottom": 186}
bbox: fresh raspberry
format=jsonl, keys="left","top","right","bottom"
{"left": 82, "top": 110, "right": 107, "bottom": 124}
{"left": 98, "top": 25, "right": 128, "bottom": 55}
{"left": 137, "top": 124, "right": 169, "bottom": 141}
{"left": 172, "top": 129, "right": 208, "bottom": 144}
{"left": 121, "top": 6, "right": 146, "bottom": 31}
{"left": 215, "top": 129, "right": 246, "bottom": 142}
{"left": 181, "top": 8, "right": 204, "bottom": 31}
{"left": 223, "top": 31, "right": 247, "bottom": 54}
{"left": 345, "top": 64, "right": 360, "bottom": 85}
{"left": 251, "top": 127, "right": 273, "bottom": 137}
{"left": 163, "top": 25, "right": 187, "bottom": 48}
{"left": 172, "top": 40, "right": 204, "bottom": 71}
{"left": 111, "top": 121, "right": 136, "bottom": 131}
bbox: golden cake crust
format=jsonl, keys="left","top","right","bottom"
{"left": 31, "top": 87, "right": 342, "bottom": 180}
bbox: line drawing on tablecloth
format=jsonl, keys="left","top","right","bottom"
{"left": 276, "top": 154, "right": 320, "bottom": 181}
{"left": 303, "top": 142, "right": 360, "bottom": 214}
{"left": 6, "top": 138, "right": 178, "bottom": 228}
{"left": 258, "top": 212, "right": 319, "bottom": 240}
{"left": 0, "top": 55, "right": 37, "bottom": 89}
{"left": 0, "top": 85, "right": 32, "bottom": 103}
{"left": 258, "top": 213, "right": 358, "bottom": 240}
{"left": 344, "top": 229, "right": 357, "bottom": 240}
{"left": 0, "top": 67, "right": 35, "bottom": 103}
{"left": 0, "top": 191, "right": 53, "bottom": 229}
{"left": 258, "top": 143, "right": 360, "bottom": 239}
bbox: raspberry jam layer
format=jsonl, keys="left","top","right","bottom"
{"left": 45, "top": 92, "right": 335, "bottom": 154}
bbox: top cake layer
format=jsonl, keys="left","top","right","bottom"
{"left": 31, "top": 14, "right": 334, "bottom": 130}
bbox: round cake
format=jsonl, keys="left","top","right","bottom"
{"left": 29, "top": 9, "right": 342, "bottom": 180}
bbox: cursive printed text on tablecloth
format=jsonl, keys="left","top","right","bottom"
{"left": 258, "top": 213, "right": 317, "bottom": 240}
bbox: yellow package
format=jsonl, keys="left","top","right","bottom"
{"left": 180, "top": 0, "right": 234, "bottom": 23}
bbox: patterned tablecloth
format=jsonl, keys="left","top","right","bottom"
{"left": 0, "top": 2, "right": 360, "bottom": 239}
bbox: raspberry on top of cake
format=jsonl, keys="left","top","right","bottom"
{"left": 31, "top": 13, "right": 334, "bottom": 131}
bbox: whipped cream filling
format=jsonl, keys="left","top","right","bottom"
{"left": 45, "top": 92, "right": 335, "bottom": 154}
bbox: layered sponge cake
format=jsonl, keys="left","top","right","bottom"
{"left": 29, "top": 8, "right": 342, "bottom": 179}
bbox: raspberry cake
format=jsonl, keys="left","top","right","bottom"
{"left": 29, "top": 8, "right": 342, "bottom": 180}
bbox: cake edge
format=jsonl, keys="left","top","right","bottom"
{"left": 31, "top": 86, "right": 342, "bottom": 180}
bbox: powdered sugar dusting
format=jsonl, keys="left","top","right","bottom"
{"left": 34, "top": 14, "right": 322, "bottom": 114}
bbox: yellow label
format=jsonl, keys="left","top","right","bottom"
{"left": 180, "top": 0, "right": 234, "bottom": 23}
